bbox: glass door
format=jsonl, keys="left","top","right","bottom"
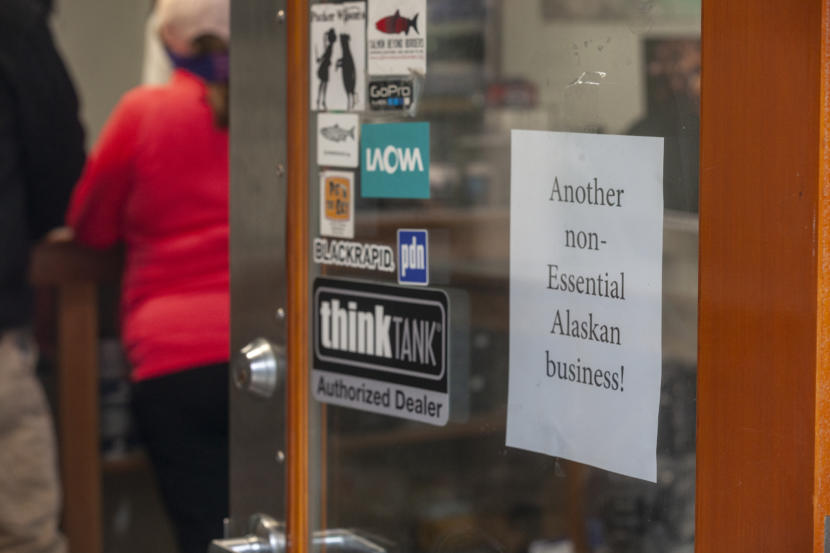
{"left": 224, "top": 2, "right": 830, "bottom": 552}
{"left": 306, "top": 2, "right": 700, "bottom": 552}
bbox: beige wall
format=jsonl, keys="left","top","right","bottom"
{"left": 50, "top": 1, "right": 150, "bottom": 146}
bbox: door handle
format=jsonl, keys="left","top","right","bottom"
{"left": 209, "top": 514, "right": 388, "bottom": 553}
{"left": 209, "top": 514, "right": 284, "bottom": 553}
{"left": 232, "top": 338, "right": 285, "bottom": 398}
{"left": 312, "top": 529, "right": 387, "bottom": 553}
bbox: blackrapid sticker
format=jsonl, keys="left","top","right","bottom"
{"left": 319, "top": 170, "right": 354, "bottom": 239}
{"left": 368, "top": 78, "right": 415, "bottom": 111}
{"left": 318, "top": 113, "right": 359, "bottom": 167}
{"left": 367, "top": 0, "right": 427, "bottom": 76}
{"left": 313, "top": 237, "right": 395, "bottom": 273}
{"left": 360, "top": 122, "right": 430, "bottom": 198}
{"left": 312, "top": 278, "right": 449, "bottom": 425}
{"left": 310, "top": 2, "right": 366, "bottom": 111}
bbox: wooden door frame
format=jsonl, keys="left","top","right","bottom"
{"left": 698, "top": 1, "right": 830, "bottom": 551}
{"left": 285, "top": 0, "right": 830, "bottom": 551}
{"left": 286, "top": 2, "right": 310, "bottom": 553}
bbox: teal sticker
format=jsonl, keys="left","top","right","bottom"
{"left": 360, "top": 122, "right": 430, "bottom": 199}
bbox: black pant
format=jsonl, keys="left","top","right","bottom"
{"left": 132, "top": 363, "right": 229, "bottom": 553}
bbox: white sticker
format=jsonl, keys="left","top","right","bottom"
{"left": 310, "top": 2, "right": 366, "bottom": 111}
{"left": 313, "top": 237, "right": 395, "bottom": 273}
{"left": 319, "top": 170, "right": 355, "bottom": 239}
{"left": 506, "top": 130, "right": 664, "bottom": 482}
{"left": 367, "top": 0, "right": 427, "bottom": 76}
{"left": 318, "top": 113, "right": 360, "bottom": 168}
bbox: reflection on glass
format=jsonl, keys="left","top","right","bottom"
{"left": 310, "top": 0, "right": 700, "bottom": 552}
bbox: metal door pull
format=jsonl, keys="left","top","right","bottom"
{"left": 210, "top": 514, "right": 388, "bottom": 553}
{"left": 209, "top": 514, "right": 285, "bottom": 553}
{"left": 312, "top": 529, "right": 387, "bottom": 553}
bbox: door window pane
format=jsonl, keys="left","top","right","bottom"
{"left": 309, "top": 1, "right": 700, "bottom": 551}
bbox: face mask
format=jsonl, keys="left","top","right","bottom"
{"left": 166, "top": 47, "right": 229, "bottom": 83}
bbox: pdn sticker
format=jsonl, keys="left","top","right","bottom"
{"left": 397, "top": 229, "right": 428, "bottom": 285}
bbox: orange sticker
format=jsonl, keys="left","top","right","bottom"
{"left": 319, "top": 170, "right": 355, "bottom": 239}
{"left": 324, "top": 176, "right": 351, "bottom": 221}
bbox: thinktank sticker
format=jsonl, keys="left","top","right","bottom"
{"left": 313, "top": 278, "right": 450, "bottom": 425}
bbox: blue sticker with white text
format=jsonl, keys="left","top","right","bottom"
{"left": 361, "top": 122, "right": 430, "bottom": 199}
{"left": 397, "top": 229, "right": 429, "bottom": 285}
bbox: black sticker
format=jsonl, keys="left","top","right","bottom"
{"left": 368, "top": 79, "right": 414, "bottom": 111}
{"left": 312, "top": 277, "right": 450, "bottom": 425}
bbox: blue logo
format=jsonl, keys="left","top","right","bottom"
{"left": 397, "top": 229, "right": 429, "bottom": 285}
{"left": 361, "top": 122, "right": 430, "bottom": 199}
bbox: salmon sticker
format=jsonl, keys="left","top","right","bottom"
{"left": 318, "top": 113, "right": 360, "bottom": 167}
{"left": 367, "top": 0, "right": 427, "bottom": 76}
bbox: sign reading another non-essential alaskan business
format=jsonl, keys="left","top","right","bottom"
{"left": 313, "top": 277, "right": 449, "bottom": 425}
{"left": 506, "top": 130, "right": 664, "bottom": 482}
{"left": 361, "top": 122, "right": 430, "bottom": 199}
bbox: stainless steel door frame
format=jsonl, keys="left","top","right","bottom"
{"left": 229, "top": 0, "right": 289, "bottom": 535}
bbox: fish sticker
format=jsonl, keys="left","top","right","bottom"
{"left": 367, "top": 0, "right": 427, "bottom": 76}
{"left": 375, "top": 10, "right": 419, "bottom": 35}
{"left": 317, "top": 113, "right": 360, "bottom": 168}
{"left": 321, "top": 124, "right": 356, "bottom": 143}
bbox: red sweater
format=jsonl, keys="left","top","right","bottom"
{"left": 67, "top": 70, "right": 229, "bottom": 381}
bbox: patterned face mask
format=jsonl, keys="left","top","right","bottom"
{"left": 165, "top": 47, "right": 229, "bottom": 83}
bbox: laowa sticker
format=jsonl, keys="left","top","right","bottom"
{"left": 319, "top": 171, "right": 354, "bottom": 238}
{"left": 312, "top": 278, "right": 449, "bottom": 425}
{"left": 310, "top": 2, "right": 366, "bottom": 111}
{"left": 397, "top": 229, "right": 428, "bottom": 285}
{"left": 367, "top": 0, "right": 427, "bottom": 76}
{"left": 361, "top": 122, "right": 430, "bottom": 198}
{"left": 318, "top": 113, "right": 359, "bottom": 167}
{"left": 368, "top": 79, "right": 414, "bottom": 111}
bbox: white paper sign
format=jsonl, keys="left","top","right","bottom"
{"left": 506, "top": 130, "right": 664, "bottom": 482}
{"left": 310, "top": 2, "right": 366, "bottom": 112}
{"left": 318, "top": 113, "right": 359, "bottom": 167}
{"left": 367, "top": 0, "right": 427, "bottom": 76}
{"left": 319, "top": 170, "right": 355, "bottom": 239}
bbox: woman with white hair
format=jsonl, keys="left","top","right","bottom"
{"left": 67, "top": 1, "right": 230, "bottom": 551}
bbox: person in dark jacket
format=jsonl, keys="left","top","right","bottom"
{"left": 0, "top": 1, "right": 86, "bottom": 552}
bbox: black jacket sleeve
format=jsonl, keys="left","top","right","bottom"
{"left": 6, "top": 3, "right": 86, "bottom": 238}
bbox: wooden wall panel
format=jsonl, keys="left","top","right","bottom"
{"left": 698, "top": 0, "right": 822, "bottom": 550}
